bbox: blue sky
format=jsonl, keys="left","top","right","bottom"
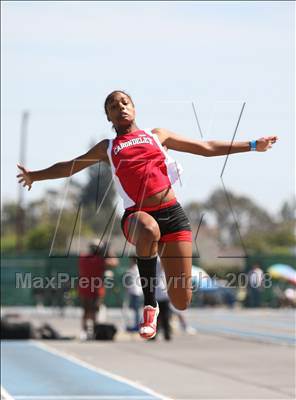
{"left": 1, "top": 1, "right": 295, "bottom": 215}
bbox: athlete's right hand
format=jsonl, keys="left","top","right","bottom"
{"left": 16, "top": 164, "right": 33, "bottom": 191}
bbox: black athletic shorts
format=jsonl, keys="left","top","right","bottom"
{"left": 121, "top": 198, "right": 192, "bottom": 243}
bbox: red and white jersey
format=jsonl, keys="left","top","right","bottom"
{"left": 106, "top": 129, "right": 183, "bottom": 209}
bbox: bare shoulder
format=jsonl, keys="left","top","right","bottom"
{"left": 96, "top": 139, "right": 110, "bottom": 162}
{"left": 84, "top": 138, "right": 110, "bottom": 163}
{"left": 98, "top": 138, "right": 109, "bottom": 152}
{"left": 151, "top": 128, "right": 170, "bottom": 144}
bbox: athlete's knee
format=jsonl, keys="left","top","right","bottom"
{"left": 139, "top": 222, "right": 160, "bottom": 242}
{"left": 171, "top": 291, "right": 192, "bottom": 311}
{"left": 172, "top": 300, "right": 187, "bottom": 311}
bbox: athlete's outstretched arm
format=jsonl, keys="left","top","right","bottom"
{"left": 152, "top": 128, "right": 278, "bottom": 157}
{"left": 17, "top": 139, "right": 109, "bottom": 191}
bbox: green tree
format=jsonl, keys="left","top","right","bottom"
{"left": 26, "top": 224, "right": 56, "bottom": 251}
{"left": 183, "top": 201, "right": 206, "bottom": 226}
{"left": 205, "top": 188, "right": 275, "bottom": 245}
{"left": 280, "top": 199, "right": 296, "bottom": 222}
{"left": 1, "top": 201, "right": 19, "bottom": 235}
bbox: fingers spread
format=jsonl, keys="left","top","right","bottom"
{"left": 269, "top": 136, "right": 278, "bottom": 142}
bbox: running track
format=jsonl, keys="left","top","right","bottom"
{"left": 1, "top": 341, "right": 169, "bottom": 400}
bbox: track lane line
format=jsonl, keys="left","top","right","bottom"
{"left": 32, "top": 341, "right": 173, "bottom": 400}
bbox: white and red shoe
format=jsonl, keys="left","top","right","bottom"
{"left": 139, "top": 303, "right": 159, "bottom": 340}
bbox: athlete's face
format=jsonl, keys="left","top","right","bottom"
{"left": 106, "top": 93, "right": 135, "bottom": 127}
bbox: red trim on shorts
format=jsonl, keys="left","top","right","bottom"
{"left": 126, "top": 197, "right": 177, "bottom": 212}
{"left": 159, "top": 230, "right": 192, "bottom": 243}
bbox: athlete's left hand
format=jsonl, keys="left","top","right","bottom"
{"left": 256, "top": 136, "right": 278, "bottom": 152}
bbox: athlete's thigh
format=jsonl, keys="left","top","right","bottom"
{"left": 124, "top": 211, "right": 160, "bottom": 246}
{"left": 158, "top": 241, "right": 192, "bottom": 309}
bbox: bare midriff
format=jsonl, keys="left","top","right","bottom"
{"left": 139, "top": 186, "right": 176, "bottom": 207}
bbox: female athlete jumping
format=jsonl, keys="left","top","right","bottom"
{"left": 17, "top": 90, "right": 278, "bottom": 339}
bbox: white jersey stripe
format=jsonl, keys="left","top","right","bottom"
{"left": 145, "top": 129, "right": 183, "bottom": 186}
{"left": 107, "top": 139, "right": 135, "bottom": 209}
